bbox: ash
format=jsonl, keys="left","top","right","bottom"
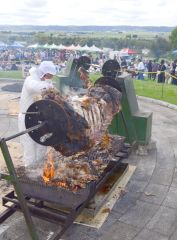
{"left": 16, "top": 135, "right": 125, "bottom": 192}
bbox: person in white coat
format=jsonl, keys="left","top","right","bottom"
{"left": 18, "top": 61, "right": 56, "bottom": 167}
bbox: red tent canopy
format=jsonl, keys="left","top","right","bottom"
{"left": 120, "top": 48, "right": 137, "bottom": 55}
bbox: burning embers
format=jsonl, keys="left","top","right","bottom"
{"left": 25, "top": 83, "right": 122, "bottom": 192}
{"left": 42, "top": 150, "right": 55, "bottom": 183}
{"left": 42, "top": 149, "right": 107, "bottom": 192}
{"left": 41, "top": 134, "right": 124, "bottom": 192}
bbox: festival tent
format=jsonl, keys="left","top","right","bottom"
{"left": 89, "top": 45, "right": 102, "bottom": 52}
{"left": 56, "top": 44, "right": 67, "bottom": 50}
{"left": 0, "top": 41, "right": 8, "bottom": 48}
{"left": 102, "top": 47, "right": 113, "bottom": 53}
{"left": 172, "top": 50, "right": 177, "bottom": 54}
{"left": 65, "top": 44, "right": 77, "bottom": 51}
{"left": 49, "top": 43, "right": 58, "bottom": 49}
{"left": 11, "top": 42, "right": 24, "bottom": 48}
{"left": 43, "top": 43, "right": 50, "bottom": 48}
{"left": 27, "top": 43, "right": 42, "bottom": 48}
{"left": 74, "top": 44, "right": 82, "bottom": 51}
{"left": 120, "top": 48, "right": 137, "bottom": 55}
{"left": 80, "top": 44, "right": 90, "bottom": 51}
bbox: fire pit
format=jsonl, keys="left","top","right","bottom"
{"left": 0, "top": 74, "right": 131, "bottom": 240}
{"left": 16, "top": 134, "right": 125, "bottom": 209}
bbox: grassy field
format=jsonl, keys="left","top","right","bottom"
{"left": 134, "top": 79, "right": 177, "bottom": 105}
{"left": 79, "top": 31, "right": 170, "bottom": 40}
{"left": 90, "top": 73, "right": 177, "bottom": 105}
{"left": 0, "top": 71, "right": 23, "bottom": 79}
{"left": 0, "top": 71, "right": 61, "bottom": 80}
{"left": 0, "top": 71, "right": 177, "bottom": 105}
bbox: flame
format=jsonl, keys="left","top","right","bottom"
{"left": 42, "top": 150, "right": 55, "bottom": 183}
{"left": 42, "top": 150, "right": 68, "bottom": 189}
{"left": 55, "top": 181, "right": 67, "bottom": 188}
{"left": 101, "top": 134, "right": 110, "bottom": 149}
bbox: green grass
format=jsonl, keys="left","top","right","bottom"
{"left": 0, "top": 71, "right": 64, "bottom": 81}
{"left": 1, "top": 71, "right": 177, "bottom": 106}
{"left": 0, "top": 71, "right": 23, "bottom": 79}
{"left": 134, "top": 79, "right": 177, "bottom": 105}
{"left": 90, "top": 74, "right": 177, "bottom": 105}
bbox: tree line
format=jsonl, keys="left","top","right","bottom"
{"left": 0, "top": 26, "right": 177, "bottom": 58}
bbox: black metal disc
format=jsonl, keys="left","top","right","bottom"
{"left": 102, "top": 60, "right": 121, "bottom": 78}
{"left": 94, "top": 76, "right": 122, "bottom": 92}
{"left": 25, "top": 99, "right": 68, "bottom": 146}
{"left": 77, "top": 56, "right": 91, "bottom": 70}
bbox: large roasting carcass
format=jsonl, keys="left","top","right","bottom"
{"left": 0, "top": 61, "right": 130, "bottom": 240}
{"left": 25, "top": 84, "right": 122, "bottom": 157}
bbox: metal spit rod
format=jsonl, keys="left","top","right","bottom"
{"left": 4, "top": 121, "right": 46, "bottom": 142}
{"left": 22, "top": 112, "right": 40, "bottom": 115}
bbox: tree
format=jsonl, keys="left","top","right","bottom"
{"left": 34, "top": 32, "right": 49, "bottom": 45}
{"left": 151, "top": 37, "right": 171, "bottom": 57}
{"left": 170, "top": 27, "right": 177, "bottom": 49}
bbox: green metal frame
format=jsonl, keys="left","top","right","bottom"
{"left": 0, "top": 123, "right": 45, "bottom": 240}
{"left": 109, "top": 75, "right": 152, "bottom": 145}
{"left": 0, "top": 138, "right": 39, "bottom": 240}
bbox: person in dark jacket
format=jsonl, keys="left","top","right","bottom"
{"left": 147, "top": 60, "right": 153, "bottom": 79}
{"left": 171, "top": 60, "right": 177, "bottom": 85}
{"left": 157, "top": 60, "right": 166, "bottom": 83}
{"left": 152, "top": 60, "right": 159, "bottom": 81}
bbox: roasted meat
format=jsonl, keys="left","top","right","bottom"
{"left": 41, "top": 84, "right": 122, "bottom": 156}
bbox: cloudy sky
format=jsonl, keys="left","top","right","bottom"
{"left": 0, "top": 0, "right": 176, "bottom": 26}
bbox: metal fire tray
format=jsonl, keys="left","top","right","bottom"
{"left": 17, "top": 159, "right": 122, "bottom": 209}
{"left": 19, "top": 180, "right": 95, "bottom": 209}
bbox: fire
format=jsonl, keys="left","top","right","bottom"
{"left": 41, "top": 149, "right": 101, "bottom": 191}
{"left": 101, "top": 134, "right": 110, "bottom": 149}
{"left": 42, "top": 150, "right": 55, "bottom": 183}
{"left": 42, "top": 150, "right": 68, "bottom": 189}
{"left": 55, "top": 181, "right": 67, "bottom": 188}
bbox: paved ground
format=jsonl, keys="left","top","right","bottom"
{"left": 0, "top": 82, "right": 177, "bottom": 240}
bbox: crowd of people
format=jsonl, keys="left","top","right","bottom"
{"left": 0, "top": 48, "right": 106, "bottom": 71}
{"left": 120, "top": 58, "right": 177, "bottom": 85}
{"left": 0, "top": 47, "right": 177, "bottom": 85}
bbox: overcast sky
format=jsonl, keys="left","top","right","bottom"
{"left": 0, "top": 0, "right": 176, "bottom": 26}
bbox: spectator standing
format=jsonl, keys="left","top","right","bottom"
{"left": 157, "top": 60, "right": 166, "bottom": 83}
{"left": 137, "top": 59, "right": 145, "bottom": 80}
{"left": 120, "top": 58, "right": 127, "bottom": 72}
{"left": 147, "top": 60, "right": 153, "bottom": 79}
{"left": 171, "top": 60, "right": 177, "bottom": 85}
{"left": 152, "top": 60, "right": 159, "bottom": 81}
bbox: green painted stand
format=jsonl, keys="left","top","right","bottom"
{"left": 56, "top": 59, "right": 152, "bottom": 146}
{"left": 56, "top": 57, "right": 85, "bottom": 94}
{"left": 109, "top": 75, "right": 152, "bottom": 145}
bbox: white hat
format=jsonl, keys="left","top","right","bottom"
{"left": 38, "top": 61, "right": 56, "bottom": 78}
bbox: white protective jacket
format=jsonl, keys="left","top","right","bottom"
{"left": 18, "top": 65, "right": 55, "bottom": 167}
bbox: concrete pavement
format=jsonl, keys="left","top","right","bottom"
{"left": 0, "top": 83, "right": 177, "bottom": 239}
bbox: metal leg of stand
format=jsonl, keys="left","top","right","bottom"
{"left": 0, "top": 139, "right": 39, "bottom": 240}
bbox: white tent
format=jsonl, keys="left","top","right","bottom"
{"left": 56, "top": 44, "right": 66, "bottom": 50}
{"left": 75, "top": 44, "right": 82, "bottom": 51}
{"left": 43, "top": 43, "right": 50, "bottom": 49}
{"left": 89, "top": 45, "right": 102, "bottom": 52}
{"left": 0, "top": 41, "right": 8, "bottom": 48}
{"left": 80, "top": 44, "right": 90, "bottom": 51}
{"left": 65, "top": 44, "right": 77, "bottom": 51}
{"left": 11, "top": 42, "right": 24, "bottom": 48}
{"left": 27, "top": 43, "right": 41, "bottom": 48}
{"left": 48, "top": 43, "right": 58, "bottom": 49}
{"left": 102, "top": 47, "right": 113, "bottom": 53}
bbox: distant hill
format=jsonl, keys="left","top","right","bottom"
{"left": 0, "top": 25, "right": 174, "bottom": 32}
